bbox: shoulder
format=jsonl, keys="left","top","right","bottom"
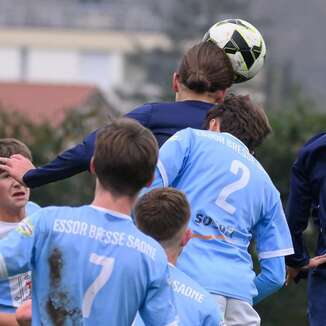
{"left": 171, "top": 267, "right": 213, "bottom": 302}
{"left": 128, "top": 101, "right": 198, "bottom": 114}
{"left": 26, "top": 201, "right": 41, "bottom": 215}
{"left": 126, "top": 102, "right": 180, "bottom": 117}
{"left": 27, "top": 205, "right": 79, "bottom": 227}
{"left": 129, "top": 103, "right": 154, "bottom": 113}
{"left": 83, "top": 129, "right": 98, "bottom": 142}
{"left": 297, "top": 132, "right": 326, "bottom": 163}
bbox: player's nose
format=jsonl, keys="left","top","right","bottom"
{"left": 12, "top": 177, "right": 24, "bottom": 188}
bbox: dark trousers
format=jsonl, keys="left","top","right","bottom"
{"left": 308, "top": 268, "right": 326, "bottom": 326}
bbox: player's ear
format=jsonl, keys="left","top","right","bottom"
{"left": 214, "top": 89, "right": 227, "bottom": 103}
{"left": 172, "top": 72, "right": 180, "bottom": 93}
{"left": 181, "top": 228, "right": 192, "bottom": 247}
{"left": 90, "top": 156, "right": 96, "bottom": 175}
{"left": 209, "top": 118, "right": 220, "bottom": 132}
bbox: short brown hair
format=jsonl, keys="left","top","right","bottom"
{"left": 135, "top": 188, "right": 190, "bottom": 245}
{"left": 178, "top": 41, "right": 234, "bottom": 93}
{"left": 203, "top": 94, "right": 271, "bottom": 152}
{"left": 93, "top": 118, "right": 158, "bottom": 197}
{"left": 0, "top": 138, "right": 32, "bottom": 160}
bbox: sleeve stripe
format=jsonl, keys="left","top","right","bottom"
{"left": 157, "top": 160, "right": 169, "bottom": 187}
{"left": 258, "top": 248, "right": 294, "bottom": 259}
{"left": 0, "top": 254, "right": 8, "bottom": 278}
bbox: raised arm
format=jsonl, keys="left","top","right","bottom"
{"left": 0, "top": 104, "right": 154, "bottom": 188}
{"left": 0, "top": 130, "right": 97, "bottom": 188}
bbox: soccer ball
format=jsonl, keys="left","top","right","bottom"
{"left": 203, "top": 19, "right": 266, "bottom": 83}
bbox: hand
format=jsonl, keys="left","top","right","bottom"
{"left": 0, "top": 154, "right": 35, "bottom": 185}
{"left": 286, "top": 254, "right": 326, "bottom": 285}
{"left": 15, "top": 299, "right": 32, "bottom": 326}
{"left": 306, "top": 254, "right": 326, "bottom": 269}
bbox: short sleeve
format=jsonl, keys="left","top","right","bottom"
{"left": 139, "top": 264, "right": 178, "bottom": 326}
{"left": 254, "top": 197, "right": 294, "bottom": 260}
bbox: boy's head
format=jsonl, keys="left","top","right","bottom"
{"left": 0, "top": 138, "right": 32, "bottom": 161}
{"left": 203, "top": 94, "right": 272, "bottom": 153}
{"left": 92, "top": 118, "right": 158, "bottom": 198}
{"left": 173, "top": 41, "right": 234, "bottom": 103}
{"left": 135, "top": 188, "right": 191, "bottom": 253}
{"left": 0, "top": 138, "right": 32, "bottom": 218}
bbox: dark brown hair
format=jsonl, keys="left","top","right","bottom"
{"left": 135, "top": 188, "right": 190, "bottom": 244}
{"left": 93, "top": 118, "right": 158, "bottom": 197}
{"left": 178, "top": 41, "right": 234, "bottom": 94}
{"left": 203, "top": 94, "right": 272, "bottom": 152}
{"left": 0, "top": 138, "right": 32, "bottom": 160}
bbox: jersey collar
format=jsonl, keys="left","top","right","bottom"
{"left": 222, "top": 132, "right": 250, "bottom": 152}
{"left": 89, "top": 205, "right": 132, "bottom": 221}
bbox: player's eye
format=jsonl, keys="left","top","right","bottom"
{"left": 0, "top": 171, "right": 9, "bottom": 179}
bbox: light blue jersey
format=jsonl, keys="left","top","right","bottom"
{"left": 0, "top": 205, "right": 177, "bottom": 325}
{"left": 26, "top": 201, "right": 41, "bottom": 215}
{"left": 0, "top": 201, "right": 41, "bottom": 312}
{"left": 134, "top": 263, "right": 222, "bottom": 326}
{"left": 151, "top": 129, "right": 294, "bottom": 304}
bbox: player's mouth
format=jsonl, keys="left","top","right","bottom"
{"left": 12, "top": 191, "right": 27, "bottom": 199}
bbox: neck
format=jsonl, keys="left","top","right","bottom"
{"left": 0, "top": 207, "right": 26, "bottom": 223}
{"left": 176, "top": 92, "right": 217, "bottom": 104}
{"left": 91, "top": 182, "right": 135, "bottom": 216}
{"left": 164, "top": 246, "right": 180, "bottom": 266}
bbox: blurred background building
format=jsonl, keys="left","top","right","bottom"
{"left": 0, "top": 0, "right": 324, "bottom": 113}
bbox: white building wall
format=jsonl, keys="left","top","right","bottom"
{"left": 79, "top": 51, "right": 124, "bottom": 92}
{"left": 0, "top": 46, "right": 125, "bottom": 94}
{"left": 0, "top": 28, "right": 171, "bottom": 99}
{"left": 28, "top": 49, "right": 79, "bottom": 82}
{"left": 0, "top": 47, "right": 21, "bottom": 80}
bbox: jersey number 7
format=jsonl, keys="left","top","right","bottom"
{"left": 82, "top": 253, "right": 115, "bottom": 318}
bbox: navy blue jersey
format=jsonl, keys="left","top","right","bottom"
{"left": 286, "top": 132, "right": 326, "bottom": 267}
{"left": 23, "top": 101, "right": 213, "bottom": 188}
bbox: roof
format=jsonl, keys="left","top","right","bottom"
{"left": 0, "top": 82, "right": 104, "bottom": 125}
{"left": 0, "top": 28, "right": 172, "bottom": 52}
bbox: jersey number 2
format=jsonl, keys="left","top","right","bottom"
{"left": 215, "top": 160, "right": 250, "bottom": 214}
{"left": 82, "top": 253, "right": 115, "bottom": 318}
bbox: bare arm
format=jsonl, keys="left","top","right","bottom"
{"left": 0, "top": 313, "right": 18, "bottom": 326}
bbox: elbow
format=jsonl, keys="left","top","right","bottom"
{"left": 269, "top": 267, "right": 286, "bottom": 290}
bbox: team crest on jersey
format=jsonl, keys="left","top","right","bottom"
{"left": 17, "top": 218, "right": 34, "bottom": 237}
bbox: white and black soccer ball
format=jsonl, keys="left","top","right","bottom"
{"left": 203, "top": 19, "right": 266, "bottom": 83}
